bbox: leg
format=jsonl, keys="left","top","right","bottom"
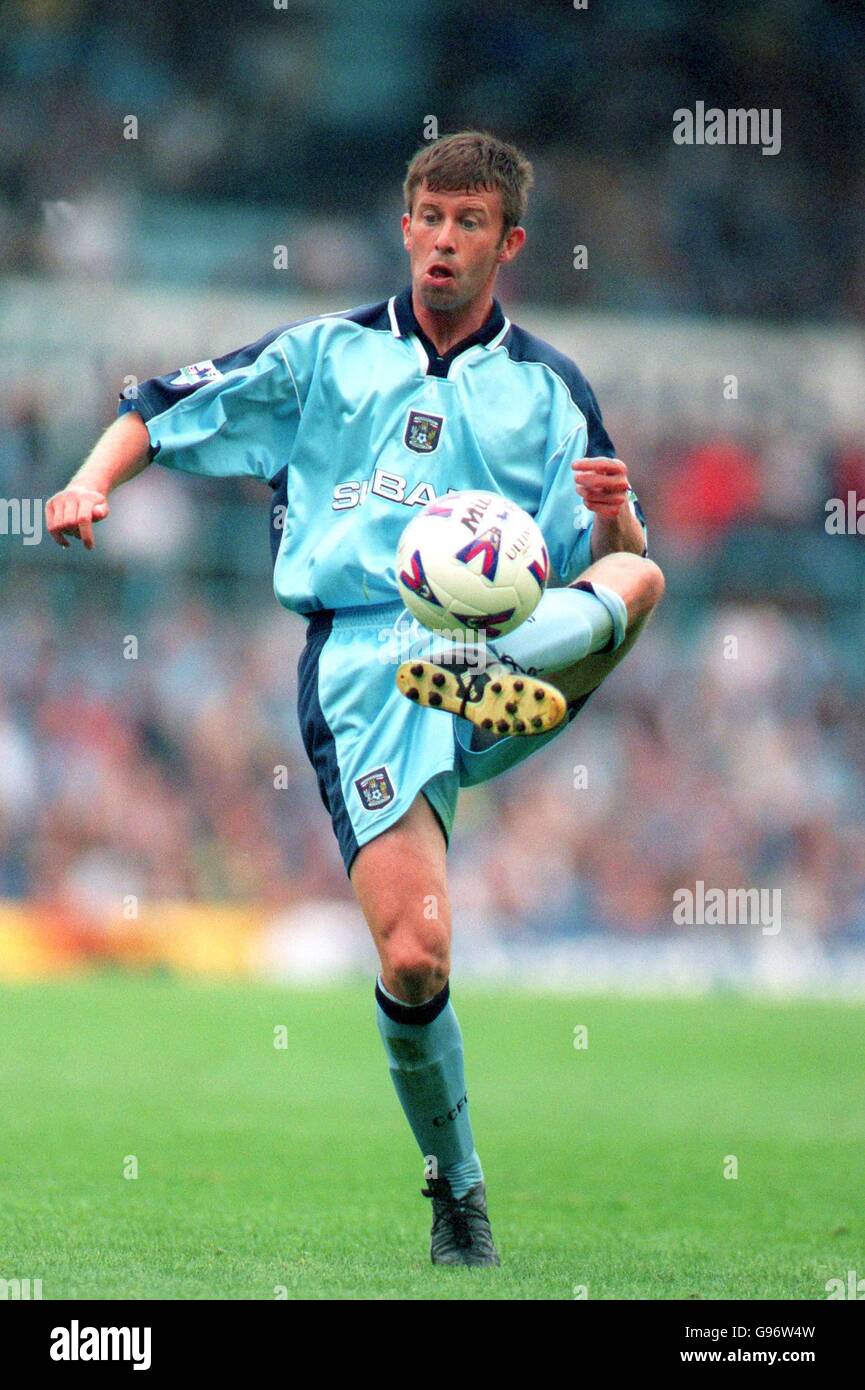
{"left": 545, "top": 553, "right": 665, "bottom": 703}
{"left": 397, "top": 553, "right": 663, "bottom": 740}
{"left": 350, "top": 790, "right": 450, "bottom": 1001}
{"left": 351, "top": 791, "right": 490, "bottom": 1215}
{"left": 297, "top": 613, "right": 497, "bottom": 1256}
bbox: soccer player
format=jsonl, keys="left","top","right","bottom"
{"left": 46, "top": 131, "right": 664, "bottom": 1268}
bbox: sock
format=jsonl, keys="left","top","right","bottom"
{"left": 375, "top": 976, "right": 484, "bottom": 1198}
{"left": 490, "top": 580, "right": 628, "bottom": 676}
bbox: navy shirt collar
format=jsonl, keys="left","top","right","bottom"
{"left": 392, "top": 286, "right": 506, "bottom": 373}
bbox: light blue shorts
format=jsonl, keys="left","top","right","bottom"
{"left": 296, "top": 600, "right": 592, "bottom": 874}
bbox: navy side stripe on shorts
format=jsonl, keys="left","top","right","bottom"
{"left": 296, "top": 615, "right": 360, "bottom": 873}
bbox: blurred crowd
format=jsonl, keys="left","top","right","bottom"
{"left": 2, "top": 0, "right": 864, "bottom": 953}
{"left": 3, "top": 346, "right": 864, "bottom": 557}
{"left": 3, "top": 317, "right": 865, "bottom": 944}
{"left": 1, "top": 524, "right": 865, "bottom": 943}
{"left": 1, "top": 0, "right": 863, "bottom": 319}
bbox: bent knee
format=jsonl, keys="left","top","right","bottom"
{"left": 593, "top": 552, "right": 664, "bottom": 627}
{"left": 617, "top": 554, "right": 665, "bottom": 624}
{"left": 638, "top": 557, "right": 665, "bottom": 610}
{"left": 385, "top": 943, "right": 450, "bottom": 1003}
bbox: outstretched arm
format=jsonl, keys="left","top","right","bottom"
{"left": 46, "top": 411, "right": 151, "bottom": 549}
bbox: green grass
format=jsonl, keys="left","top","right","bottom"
{"left": 0, "top": 975, "right": 861, "bottom": 1299}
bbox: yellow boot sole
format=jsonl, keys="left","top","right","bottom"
{"left": 396, "top": 660, "right": 567, "bottom": 736}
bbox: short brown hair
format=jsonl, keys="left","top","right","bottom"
{"left": 403, "top": 130, "right": 534, "bottom": 238}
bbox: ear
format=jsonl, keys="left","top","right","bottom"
{"left": 401, "top": 211, "right": 412, "bottom": 251}
{"left": 498, "top": 225, "right": 526, "bottom": 264}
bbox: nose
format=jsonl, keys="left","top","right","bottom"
{"left": 434, "top": 219, "right": 457, "bottom": 254}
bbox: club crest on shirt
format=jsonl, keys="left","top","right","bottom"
{"left": 171, "top": 360, "right": 223, "bottom": 387}
{"left": 355, "top": 765, "right": 396, "bottom": 811}
{"left": 404, "top": 410, "right": 444, "bottom": 454}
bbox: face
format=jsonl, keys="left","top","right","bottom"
{"left": 402, "top": 182, "right": 526, "bottom": 313}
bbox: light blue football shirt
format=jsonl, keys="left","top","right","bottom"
{"left": 119, "top": 287, "right": 644, "bottom": 615}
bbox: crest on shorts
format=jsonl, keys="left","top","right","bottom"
{"left": 404, "top": 410, "right": 444, "bottom": 454}
{"left": 355, "top": 765, "right": 396, "bottom": 811}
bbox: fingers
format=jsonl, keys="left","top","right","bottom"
{"left": 45, "top": 495, "right": 70, "bottom": 547}
{"left": 77, "top": 510, "right": 95, "bottom": 549}
{"left": 572, "top": 457, "right": 628, "bottom": 474}
{"left": 572, "top": 458, "right": 629, "bottom": 489}
{"left": 46, "top": 490, "right": 109, "bottom": 549}
{"left": 572, "top": 457, "right": 630, "bottom": 516}
{"left": 575, "top": 478, "right": 629, "bottom": 499}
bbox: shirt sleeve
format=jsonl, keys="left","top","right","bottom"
{"left": 533, "top": 362, "right": 647, "bottom": 582}
{"left": 117, "top": 327, "right": 300, "bottom": 484}
{"left": 534, "top": 418, "right": 595, "bottom": 585}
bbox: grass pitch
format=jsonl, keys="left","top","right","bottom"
{"left": 0, "top": 975, "right": 861, "bottom": 1300}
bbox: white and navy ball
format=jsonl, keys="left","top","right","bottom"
{"left": 395, "top": 489, "right": 549, "bottom": 638}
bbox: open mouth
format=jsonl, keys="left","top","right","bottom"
{"left": 426, "top": 264, "right": 455, "bottom": 282}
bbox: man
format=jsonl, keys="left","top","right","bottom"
{"left": 47, "top": 131, "right": 664, "bottom": 1268}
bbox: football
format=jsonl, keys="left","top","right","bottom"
{"left": 395, "top": 489, "right": 549, "bottom": 638}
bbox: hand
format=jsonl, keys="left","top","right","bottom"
{"left": 571, "top": 457, "right": 631, "bottom": 520}
{"left": 46, "top": 486, "right": 109, "bottom": 549}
